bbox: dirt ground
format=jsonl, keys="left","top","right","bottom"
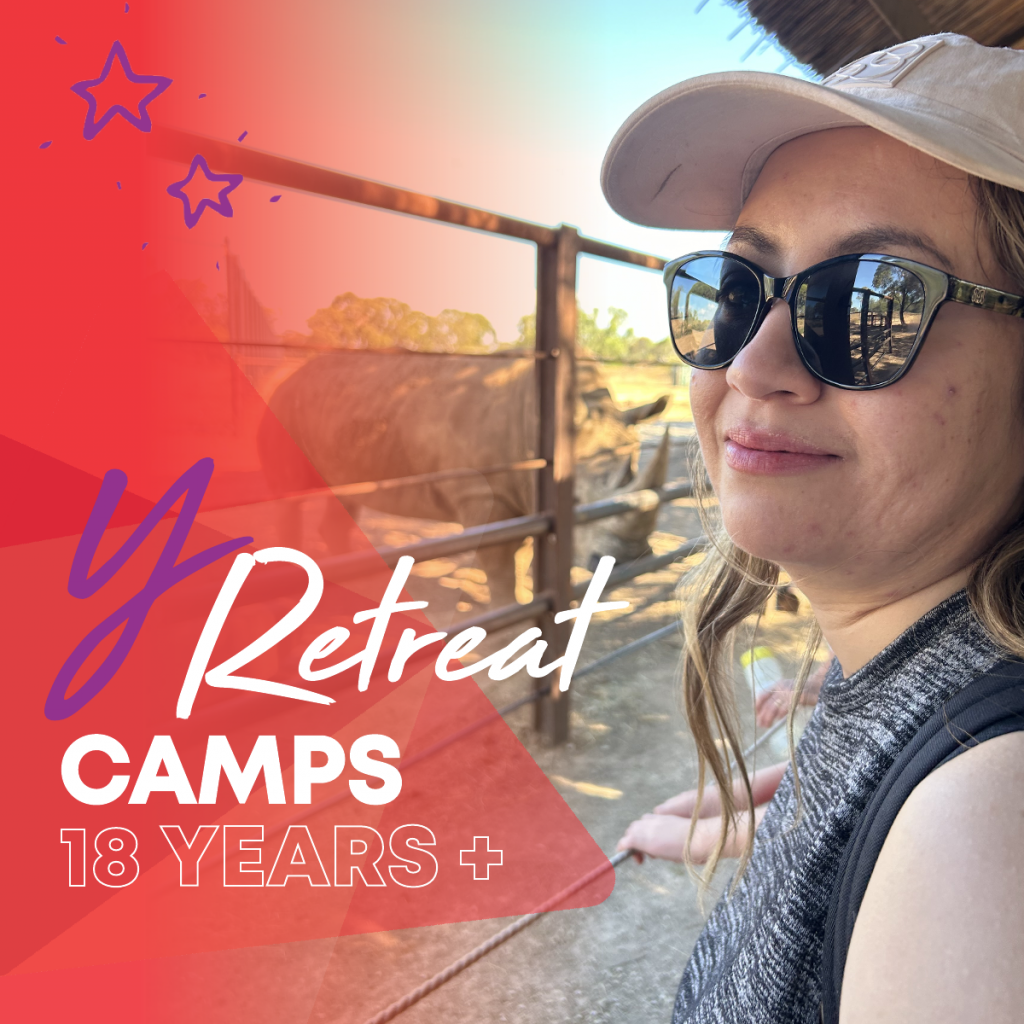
{"left": 250, "top": 412, "right": 821, "bottom": 1024}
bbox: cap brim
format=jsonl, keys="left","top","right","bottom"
{"left": 601, "top": 70, "right": 1024, "bottom": 231}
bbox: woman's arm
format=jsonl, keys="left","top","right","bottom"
{"left": 654, "top": 760, "right": 790, "bottom": 818}
{"left": 840, "top": 731, "right": 1024, "bottom": 1023}
{"left": 616, "top": 806, "right": 768, "bottom": 864}
{"left": 617, "top": 761, "right": 788, "bottom": 863}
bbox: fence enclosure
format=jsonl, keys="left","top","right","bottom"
{"left": 152, "top": 126, "right": 689, "bottom": 743}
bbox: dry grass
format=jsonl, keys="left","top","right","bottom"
{"left": 597, "top": 363, "right": 692, "bottom": 422}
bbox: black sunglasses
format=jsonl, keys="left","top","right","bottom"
{"left": 663, "top": 250, "right": 1024, "bottom": 390}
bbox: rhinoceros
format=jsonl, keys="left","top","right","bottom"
{"left": 258, "top": 349, "right": 670, "bottom": 608}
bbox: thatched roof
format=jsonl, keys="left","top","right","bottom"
{"left": 737, "top": 0, "right": 1024, "bottom": 76}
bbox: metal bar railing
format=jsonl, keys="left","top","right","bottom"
{"left": 576, "top": 235, "right": 665, "bottom": 271}
{"left": 266, "top": 462, "right": 688, "bottom": 519}
{"left": 572, "top": 538, "right": 705, "bottom": 599}
{"left": 320, "top": 512, "right": 551, "bottom": 576}
{"left": 151, "top": 127, "right": 559, "bottom": 247}
{"left": 175, "top": 514, "right": 552, "bottom": 615}
{"left": 317, "top": 477, "right": 694, "bottom": 578}
{"left": 573, "top": 622, "right": 680, "bottom": 680}
{"left": 167, "top": 335, "right": 545, "bottom": 358}
{"left": 283, "top": 458, "right": 548, "bottom": 501}
{"left": 150, "top": 127, "right": 666, "bottom": 266}
{"left": 454, "top": 592, "right": 553, "bottom": 634}
{"left": 574, "top": 480, "right": 693, "bottom": 524}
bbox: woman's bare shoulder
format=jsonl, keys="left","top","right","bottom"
{"left": 838, "top": 731, "right": 1024, "bottom": 1024}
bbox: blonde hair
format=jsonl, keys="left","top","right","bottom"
{"left": 679, "top": 176, "right": 1024, "bottom": 892}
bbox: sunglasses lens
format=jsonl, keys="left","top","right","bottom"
{"left": 795, "top": 260, "right": 925, "bottom": 387}
{"left": 669, "top": 256, "right": 761, "bottom": 367}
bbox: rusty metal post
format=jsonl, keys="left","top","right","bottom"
{"left": 533, "top": 224, "right": 578, "bottom": 744}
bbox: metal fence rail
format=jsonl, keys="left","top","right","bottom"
{"left": 318, "top": 478, "right": 694, "bottom": 573}
{"left": 285, "top": 459, "right": 549, "bottom": 500}
{"left": 574, "top": 538, "right": 704, "bottom": 598}
{"left": 322, "top": 513, "right": 552, "bottom": 574}
{"left": 151, "top": 127, "right": 665, "bottom": 273}
{"left": 574, "top": 480, "right": 693, "bottom": 523}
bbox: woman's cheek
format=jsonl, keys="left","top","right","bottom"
{"left": 689, "top": 370, "right": 724, "bottom": 468}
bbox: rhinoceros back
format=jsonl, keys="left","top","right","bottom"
{"left": 258, "top": 349, "right": 539, "bottom": 520}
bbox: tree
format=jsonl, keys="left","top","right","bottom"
{"left": 286, "top": 294, "right": 671, "bottom": 360}
{"left": 868, "top": 264, "right": 924, "bottom": 327}
{"left": 287, "top": 292, "right": 502, "bottom": 353}
{"left": 517, "top": 306, "right": 673, "bottom": 362}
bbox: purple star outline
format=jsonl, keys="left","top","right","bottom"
{"left": 70, "top": 40, "right": 172, "bottom": 140}
{"left": 167, "top": 155, "right": 243, "bottom": 229}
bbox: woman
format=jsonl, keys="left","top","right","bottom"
{"left": 601, "top": 34, "right": 1024, "bottom": 1024}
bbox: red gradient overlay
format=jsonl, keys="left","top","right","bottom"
{"left": 2, "top": 4, "right": 612, "bottom": 1020}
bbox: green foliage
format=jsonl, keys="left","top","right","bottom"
{"left": 516, "top": 305, "right": 673, "bottom": 362}
{"left": 514, "top": 312, "right": 537, "bottom": 348}
{"left": 867, "top": 265, "right": 925, "bottom": 326}
{"left": 290, "top": 292, "right": 502, "bottom": 353}
{"left": 288, "top": 293, "right": 671, "bottom": 361}
{"left": 578, "top": 305, "right": 673, "bottom": 362}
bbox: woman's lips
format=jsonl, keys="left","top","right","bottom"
{"left": 723, "top": 428, "right": 840, "bottom": 475}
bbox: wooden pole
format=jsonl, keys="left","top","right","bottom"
{"left": 859, "top": 289, "right": 872, "bottom": 385}
{"left": 533, "top": 225, "right": 578, "bottom": 744}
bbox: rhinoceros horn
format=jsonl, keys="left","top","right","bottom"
{"left": 581, "top": 428, "right": 672, "bottom": 568}
{"left": 621, "top": 395, "right": 669, "bottom": 426}
{"left": 625, "top": 425, "right": 671, "bottom": 496}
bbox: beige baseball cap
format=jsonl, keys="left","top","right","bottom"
{"left": 601, "top": 33, "right": 1024, "bottom": 231}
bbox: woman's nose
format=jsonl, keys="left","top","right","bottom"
{"left": 725, "top": 299, "right": 823, "bottom": 403}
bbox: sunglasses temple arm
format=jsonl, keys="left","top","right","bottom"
{"left": 948, "top": 277, "right": 1024, "bottom": 317}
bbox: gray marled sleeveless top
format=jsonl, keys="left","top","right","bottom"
{"left": 673, "top": 590, "right": 1001, "bottom": 1024}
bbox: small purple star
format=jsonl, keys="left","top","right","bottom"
{"left": 166, "top": 154, "right": 243, "bottom": 229}
{"left": 70, "top": 40, "right": 171, "bottom": 140}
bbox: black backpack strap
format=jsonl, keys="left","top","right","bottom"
{"left": 819, "top": 658, "right": 1024, "bottom": 1023}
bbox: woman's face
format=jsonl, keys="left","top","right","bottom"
{"left": 691, "top": 127, "right": 1024, "bottom": 599}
